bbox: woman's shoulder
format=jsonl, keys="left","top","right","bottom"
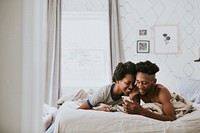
{"left": 98, "top": 83, "right": 115, "bottom": 92}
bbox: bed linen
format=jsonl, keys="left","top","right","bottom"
{"left": 105, "top": 93, "right": 196, "bottom": 118}
{"left": 54, "top": 102, "right": 200, "bottom": 133}
{"left": 43, "top": 104, "right": 57, "bottom": 131}
{"left": 53, "top": 90, "right": 200, "bottom": 133}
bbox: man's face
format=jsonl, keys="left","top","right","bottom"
{"left": 135, "top": 72, "right": 156, "bottom": 95}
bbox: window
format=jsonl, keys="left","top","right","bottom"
{"left": 61, "top": 0, "right": 111, "bottom": 96}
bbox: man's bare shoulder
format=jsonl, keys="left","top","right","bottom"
{"left": 156, "top": 84, "right": 166, "bottom": 89}
{"left": 155, "top": 84, "right": 171, "bottom": 101}
{"left": 156, "top": 84, "right": 170, "bottom": 92}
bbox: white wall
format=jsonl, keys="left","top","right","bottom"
{"left": 62, "top": 0, "right": 200, "bottom": 92}
{"left": 0, "top": 0, "right": 22, "bottom": 132}
{"left": 119, "top": 0, "right": 200, "bottom": 92}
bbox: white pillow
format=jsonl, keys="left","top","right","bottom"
{"left": 57, "top": 89, "right": 94, "bottom": 105}
{"left": 175, "top": 76, "right": 200, "bottom": 104}
{"left": 42, "top": 104, "right": 57, "bottom": 130}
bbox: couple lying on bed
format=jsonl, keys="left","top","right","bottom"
{"left": 78, "top": 60, "right": 191, "bottom": 121}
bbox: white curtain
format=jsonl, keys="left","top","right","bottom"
{"left": 109, "top": 0, "right": 125, "bottom": 73}
{"left": 45, "top": 0, "right": 61, "bottom": 107}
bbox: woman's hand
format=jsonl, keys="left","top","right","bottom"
{"left": 129, "top": 88, "right": 139, "bottom": 100}
{"left": 94, "top": 105, "right": 112, "bottom": 112}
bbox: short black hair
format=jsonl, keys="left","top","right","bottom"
{"left": 112, "top": 61, "right": 136, "bottom": 82}
{"left": 136, "top": 60, "right": 159, "bottom": 75}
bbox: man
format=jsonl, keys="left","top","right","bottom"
{"left": 123, "top": 60, "right": 176, "bottom": 121}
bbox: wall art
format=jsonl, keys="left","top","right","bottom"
{"left": 137, "top": 40, "right": 150, "bottom": 53}
{"left": 154, "top": 25, "right": 178, "bottom": 53}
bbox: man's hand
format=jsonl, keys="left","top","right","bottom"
{"left": 123, "top": 100, "right": 144, "bottom": 114}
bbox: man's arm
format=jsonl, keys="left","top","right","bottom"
{"left": 123, "top": 88, "right": 176, "bottom": 121}
{"left": 123, "top": 101, "right": 176, "bottom": 121}
{"left": 157, "top": 88, "right": 176, "bottom": 121}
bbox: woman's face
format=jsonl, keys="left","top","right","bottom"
{"left": 118, "top": 74, "right": 135, "bottom": 95}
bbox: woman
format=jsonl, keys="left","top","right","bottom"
{"left": 78, "top": 61, "right": 136, "bottom": 112}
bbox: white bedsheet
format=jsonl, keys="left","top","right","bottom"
{"left": 54, "top": 89, "right": 200, "bottom": 133}
{"left": 54, "top": 101, "right": 200, "bottom": 133}
{"left": 43, "top": 104, "right": 57, "bottom": 131}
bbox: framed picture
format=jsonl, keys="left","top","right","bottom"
{"left": 137, "top": 28, "right": 151, "bottom": 40}
{"left": 137, "top": 40, "right": 150, "bottom": 53}
{"left": 154, "top": 25, "right": 178, "bottom": 54}
{"left": 139, "top": 29, "right": 147, "bottom": 36}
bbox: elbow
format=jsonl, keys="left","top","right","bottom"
{"left": 169, "top": 116, "right": 176, "bottom": 121}
{"left": 172, "top": 117, "right": 177, "bottom": 121}
{"left": 161, "top": 116, "right": 176, "bottom": 121}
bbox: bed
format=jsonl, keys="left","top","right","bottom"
{"left": 53, "top": 77, "right": 200, "bottom": 133}
{"left": 42, "top": 103, "right": 57, "bottom": 133}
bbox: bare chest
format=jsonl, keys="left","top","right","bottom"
{"left": 141, "top": 96, "right": 159, "bottom": 103}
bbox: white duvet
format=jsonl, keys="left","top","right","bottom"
{"left": 54, "top": 89, "right": 200, "bottom": 133}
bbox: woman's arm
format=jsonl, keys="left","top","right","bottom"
{"left": 129, "top": 87, "right": 140, "bottom": 104}
{"left": 78, "top": 100, "right": 92, "bottom": 109}
{"left": 78, "top": 100, "right": 111, "bottom": 112}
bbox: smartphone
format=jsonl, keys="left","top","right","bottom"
{"left": 122, "top": 96, "right": 131, "bottom": 103}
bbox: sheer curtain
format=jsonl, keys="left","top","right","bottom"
{"left": 109, "top": 0, "right": 125, "bottom": 73}
{"left": 45, "top": 0, "right": 61, "bottom": 107}
{"left": 44, "top": 0, "right": 123, "bottom": 106}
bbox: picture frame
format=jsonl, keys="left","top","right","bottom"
{"left": 139, "top": 29, "right": 147, "bottom": 36}
{"left": 154, "top": 25, "right": 178, "bottom": 54}
{"left": 137, "top": 28, "right": 151, "bottom": 40}
{"left": 137, "top": 40, "right": 150, "bottom": 53}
